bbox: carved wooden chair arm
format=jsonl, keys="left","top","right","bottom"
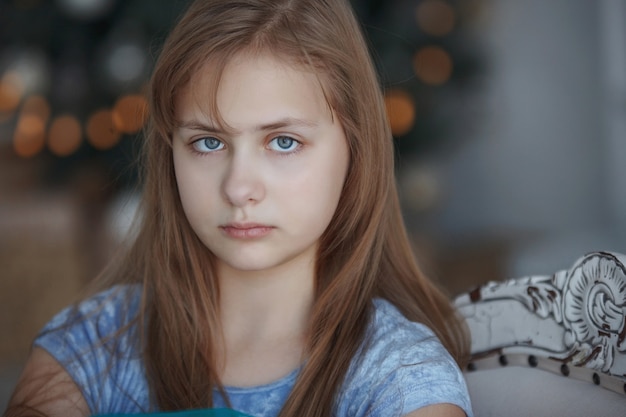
{"left": 455, "top": 251, "right": 626, "bottom": 396}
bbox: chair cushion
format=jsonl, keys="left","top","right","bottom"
{"left": 466, "top": 366, "right": 625, "bottom": 417}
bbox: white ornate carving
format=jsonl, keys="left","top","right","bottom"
{"left": 455, "top": 251, "right": 626, "bottom": 378}
{"left": 561, "top": 253, "right": 626, "bottom": 372}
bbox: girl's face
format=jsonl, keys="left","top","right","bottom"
{"left": 172, "top": 52, "right": 349, "bottom": 276}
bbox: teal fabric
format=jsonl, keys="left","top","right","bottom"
{"left": 95, "top": 408, "right": 252, "bottom": 417}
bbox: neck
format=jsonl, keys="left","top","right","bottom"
{"left": 217, "top": 256, "right": 315, "bottom": 346}
{"left": 215, "top": 257, "right": 316, "bottom": 386}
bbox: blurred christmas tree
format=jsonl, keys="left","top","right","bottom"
{"left": 352, "top": 0, "right": 484, "bottom": 157}
{"left": 0, "top": 0, "right": 484, "bottom": 190}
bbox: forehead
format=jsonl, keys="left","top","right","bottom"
{"left": 177, "top": 51, "right": 333, "bottom": 126}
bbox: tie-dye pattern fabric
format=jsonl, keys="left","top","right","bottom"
{"left": 95, "top": 409, "right": 251, "bottom": 417}
{"left": 35, "top": 285, "right": 473, "bottom": 417}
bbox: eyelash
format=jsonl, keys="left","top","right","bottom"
{"left": 189, "top": 135, "right": 303, "bottom": 156}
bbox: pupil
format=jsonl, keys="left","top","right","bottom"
{"left": 206, "top": 138, "right": 219, "bottom": 149}
{"left": 278, "top": 137, "right": 292, "bottom": 148}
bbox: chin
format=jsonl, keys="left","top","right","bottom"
{"left": 227, "top": 260, "right": 267, "bottom": 270}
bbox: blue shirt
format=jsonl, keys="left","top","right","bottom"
{"left": 35, "top": 286, "right": 473, "bottom": 417}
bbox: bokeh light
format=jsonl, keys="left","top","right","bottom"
{"left": 400, "top": 164, "right": 442, "bottom": 213}
{"left": 0, "top": 49, "right": 51, "bottom": 95}
{"left": 56, "top": 0, "right": 116, "bottom": 20}
{"left": 86, "top": 109, "right": 121, "bottom": 150}
{"left": 13, "top": 96, "right": 50, "bottom": 158}
{"left": 384, "top": 89, "right": 416, "bottom": 137}
{"left": 48, "top": 115, "right": 83, "bottom": 157}
{"left": 0, "top": 71, "right": 25, "bottom": 115}
{"left": 416, "top": 0, "right": 456, "bottom": 37}
{"left": 112, "top": 94, "right": 148, "bottom": 134}
{"left": 96, "top": 35, "right": 150, "bottom": 94}
{"left": 106, "top": 43, "right": 147, "bottom": 84}
{"left": 413, "top": 46, "right": 453, "bottom": 86}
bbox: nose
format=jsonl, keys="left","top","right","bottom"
{"left": 221, "top": 151, "right": 265, "bottom": 207}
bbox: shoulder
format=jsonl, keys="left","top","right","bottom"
{"left": 33, "top": 284, "right": 149, "bottom": 414}
{"left": 363, "top": 299, "right": 463, "bottom": 383}
{"left": 336, "top": 299, "right": 473, "bottom": 417}
{"left": 370, "top": 298, "right": 438, "bottom": 343}
{"left": 41, "top": 284, "right": 142, "bottom": 334}
{"left": 364, "top": 298, "right": 455, "bottom": 372}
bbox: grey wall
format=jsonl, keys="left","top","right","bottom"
{"left": 433, "top": 0, "right": 625, "bottom": 275}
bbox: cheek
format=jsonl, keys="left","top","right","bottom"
{"left": 286, "top": 153, "right": 347, "bottom": 229}
{"left": 173, "top": 154, "right": 218, "bottom": 222}
{"left": 173, "top": 154, "right": 193, "bottom": 206}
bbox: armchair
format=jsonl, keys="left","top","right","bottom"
{"left": 455, "top": 251, "right": 626, "bottom": 416}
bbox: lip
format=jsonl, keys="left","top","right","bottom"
{"left": 219, "top": 223, "right": 275, "bottom": 239}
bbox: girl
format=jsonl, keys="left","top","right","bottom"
{"left": 6, "top": 1, "right": 473, "bottom": 416}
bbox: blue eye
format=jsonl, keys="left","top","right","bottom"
{"left": 269, "top": 136, "right": 299, "bottom": 152}
{"left": 193, "top": 137, "right": 224, "bottom": 153}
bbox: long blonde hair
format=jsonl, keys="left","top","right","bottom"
{"left": 100, "top": 0, "right": 469, "bottom": 415}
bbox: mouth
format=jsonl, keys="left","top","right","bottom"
{"left": 219, "top": 223, "right": 275, "bottom": 239}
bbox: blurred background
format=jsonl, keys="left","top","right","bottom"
{"left": 1, "top": 0, "right": 625, "bottom": 408}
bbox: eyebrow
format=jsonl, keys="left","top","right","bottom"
{"left": 176, "top": 117, "right": 319, "bottom": 134}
